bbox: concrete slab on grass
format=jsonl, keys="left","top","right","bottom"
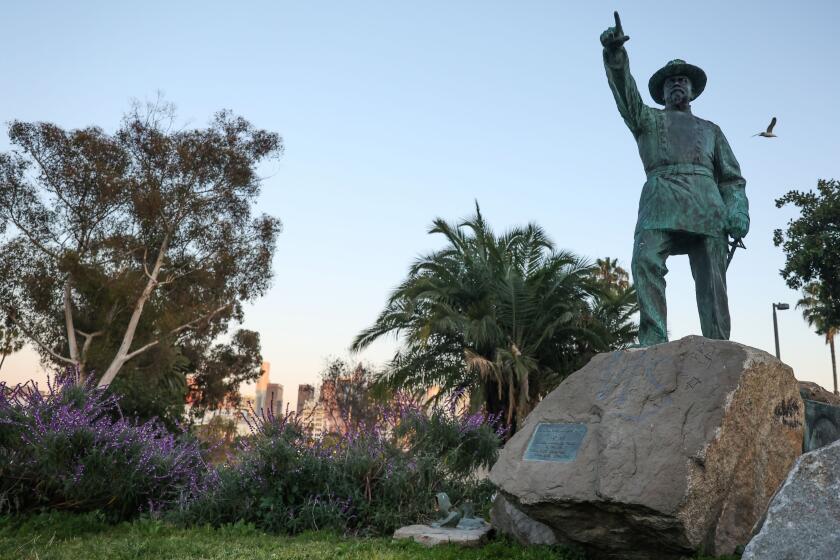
{"left": 393, "top": 524, "right": 491, "bottom": 547}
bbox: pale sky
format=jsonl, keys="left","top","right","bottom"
{"left": 1, "top": 1, "right": 839, "bottom": 412}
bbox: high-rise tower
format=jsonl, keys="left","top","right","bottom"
{"left": 297, "top": 384, "right": 315, "bottom": 415}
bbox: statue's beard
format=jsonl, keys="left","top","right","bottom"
{"left": 666, "top": 88, "right": 689, "bottom": 108}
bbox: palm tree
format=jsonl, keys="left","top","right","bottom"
{"left": 594, "top": 257, "right": 630, "bottom": 292}
{"left": 353, "top": 205, "right": 637, "bottom": 431}
{"left": 588, "top": 257, "right": 638, "bottom": 349}
{"left": 798, "top": 282, "right": 839, "bottom": 395}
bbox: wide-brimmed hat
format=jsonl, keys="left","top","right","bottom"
{"left": 648, "top": 59, "right": 707, "bottom": 105}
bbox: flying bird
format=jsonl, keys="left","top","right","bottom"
{"left": 753, "top": 117, "right": 777, "bottom": 138}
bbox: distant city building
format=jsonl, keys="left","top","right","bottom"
{"left": 298, "top": 397, "right": 327, "bottom": 433}
{"left": 317, "top": 378, "right": 347, "bottom": 434}
{"left": 254, "top": 362, "right": 284, "bottom": 416}
{"left": 297, "top": 384, "right": 315, "bottom": 415}
{"left": 265, "top": 382, "right": 284, "bottom": 416}
{"left": 320, "top": 378, "right": 336, "bottom": 405}
{"left": 296, "top": 379, "right": 344, "bottom": 435}
{"left": 254, "top": 361, "right": 271, "bottom": 413}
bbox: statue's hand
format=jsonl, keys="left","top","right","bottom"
{"left": 600, "top": 11, "right": 630, "bottom": 50}
{"left": 726, "top": 211, "right": 750, "bottom": 239}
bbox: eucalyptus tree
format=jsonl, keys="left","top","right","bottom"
{"left": 0, "top": 102, "right": 282, "bottom": 388}
{"left": 353, "top": 206, "right": 637, "bottom": 430}
{"left": 0, "top": 314, "right": 24, "bottom": 373}
{"left": 797, "top": 282, "right": 839, "bottom": 395}
{"left": 183, "top": 329, "right": 264, "bottom": 421}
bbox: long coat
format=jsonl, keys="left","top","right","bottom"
{"left": 604, "top": 50, "right": 749, "bottom": 237}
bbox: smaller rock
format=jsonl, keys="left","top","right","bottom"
{"left": 803, "top": 398, "right": 840, "bottom": 452}
{"left": 798, "top": 380, "right": 840, "bottom": 406}
{"left": 490, "top": 494, "right": 557, "bottom": 545}
{"left": 742, "top": 439, "right": 840, "bottom": 559}
{"left": 393, "top": 523, "right": 492, "bottom": 547}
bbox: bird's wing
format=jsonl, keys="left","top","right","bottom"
{"left": 767, "top": 117, "right": 777, "bottom": 133}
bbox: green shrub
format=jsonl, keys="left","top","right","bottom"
{"left": 179, "top": 398, "right": 503, "bottom": 535}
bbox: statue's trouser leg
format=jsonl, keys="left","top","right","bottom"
{"left": 632, "top": 230, "right": 673, "bottom": 346}
{"left": 687, "top": 234, "right": 731, "bottom": 340}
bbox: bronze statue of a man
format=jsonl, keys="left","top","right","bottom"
{"left": 600, "top": 12, "right": 749, "bottom": 346}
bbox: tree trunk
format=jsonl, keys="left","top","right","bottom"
{"left": 485, "top": 378, "right": 516, "bottom": 438}
{"left": 97, "top": 235, "right": 170, "bottom": 388}
{"left": 830, "top": 334, "right": 838, "bottom": 396}
{"left": 64, "top": 279, "right": 81, "bottom": 371}
{"left": 0, "top": 352, "right": 6, "bottom": 373}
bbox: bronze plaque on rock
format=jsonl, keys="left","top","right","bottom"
{"left": 524, "top": 423, "right": 587, "bottom": 462}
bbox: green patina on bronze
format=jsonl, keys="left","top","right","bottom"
{"left": 601, "top": 12, "right": 749, "bottom": 346}
{"left": 430, "top": 493, "right": 486, "bottom": 530}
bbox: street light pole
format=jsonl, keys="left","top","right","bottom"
{"left": 772, "top": 302, "right": 789, "bottom": 360}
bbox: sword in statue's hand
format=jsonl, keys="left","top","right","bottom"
{"left": 726, "top": 237, "right": 745, "bottom": 270}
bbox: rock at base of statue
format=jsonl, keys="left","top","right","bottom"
{"left": 490, "top": 493, "right": 557, "bottom": 546}
{"left": 489, "top": 336, "right": 804, "bottom": 560}
{"left": 742, "top": 439, "right": 840, "bottom": 559}
{"left": 392, "top": 522, "right": 492, "bottom": 547}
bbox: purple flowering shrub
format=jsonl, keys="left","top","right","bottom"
{"left": 0, "top": 372, "right": 503, "bottom": 534}
{"left": 0, "top": 371, "right": 212, "bottom": 520}
{"left": 180, "top": 396, "right": 503, "bottom": 535}
{"left": 393, "top": 396, "right": 508, "bottom": 479}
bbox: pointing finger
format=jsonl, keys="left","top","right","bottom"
{"left": 614, "top": 11, "right": 623, "bottom": 34}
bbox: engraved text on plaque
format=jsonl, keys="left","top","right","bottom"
{"left": 523, "top": 422, "right": 587, "bottom": 462}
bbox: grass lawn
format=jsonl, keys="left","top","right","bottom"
{"left": 0, "top": 512, "right": 581, "bottom": 560}
{"left": 0, "top": 512, "right": 737, "bottom": 560}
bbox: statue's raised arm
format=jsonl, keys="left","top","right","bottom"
{"left": 601, "top": 12, "right": 647, "bottom": 136}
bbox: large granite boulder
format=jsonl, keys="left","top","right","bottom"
{"left": 489, "top": 336, "right": 803, "bottom": 559}
{"left": 490, "top": 493, "right": 557, "bottom": 546}
{"left": 742, "top": 439, "right": 840, "bottom": 559}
